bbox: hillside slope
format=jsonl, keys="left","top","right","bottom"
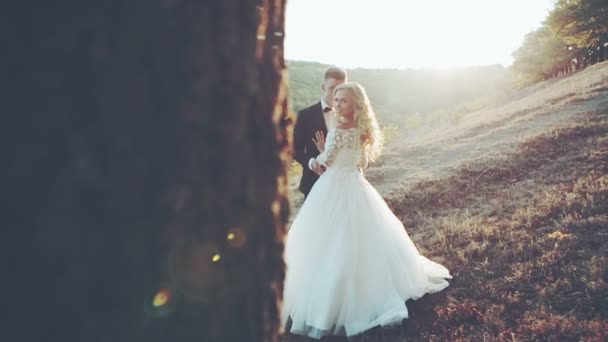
{"left": 366, "top": 61, "right": 608, "bottom": 195}
{"left": 284, "top": 62, "right": 608, "bottom": 341}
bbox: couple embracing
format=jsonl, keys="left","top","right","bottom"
{"left": 283, "top": 67, "right": 452, "bottom": 339}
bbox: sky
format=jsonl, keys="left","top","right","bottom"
{"left": 285, "top": 0, "right": 555, "bottom": 69}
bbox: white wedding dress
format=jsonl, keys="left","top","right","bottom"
{"left": 282, "top": 127, "right": 452, "bottom": 339}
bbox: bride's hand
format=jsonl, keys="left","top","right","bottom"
{"left": 312, "top": 130, "right": 325, "bottom": 153}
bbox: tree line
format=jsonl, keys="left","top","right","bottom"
{"left": 288, "top": 61, "right": 512, "bottom": 121}
{"left": 512, "top": 0, "right": 608, "bottom": 86}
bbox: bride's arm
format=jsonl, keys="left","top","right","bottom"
{"left": 315, "top": 129, "right": 341, "bottom": 167}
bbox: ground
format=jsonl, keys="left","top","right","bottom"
{"left": 283, "top": 61, "right": 608, "bottom": 341}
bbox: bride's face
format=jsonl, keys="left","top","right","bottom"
{"left": 334, "top": 90, "right": 355, "bottom": 119}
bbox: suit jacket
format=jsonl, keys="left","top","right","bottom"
{"left": 293, "top": 101, "right": 327, "bottom": 196}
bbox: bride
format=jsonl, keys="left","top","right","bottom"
{"left": 282, "top": 82, "right": 452, "bottom": 339}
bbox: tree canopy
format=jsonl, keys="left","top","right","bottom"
{"left": 512, "top": 0, "right": 608, "bottom": 86}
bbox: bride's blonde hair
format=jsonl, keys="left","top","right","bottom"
{"left": 333, "top": 82, "right": 383, "bottom": 167}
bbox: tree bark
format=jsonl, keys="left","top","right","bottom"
{"left": 4, "top": 1, "right": 290, "bottom": 341}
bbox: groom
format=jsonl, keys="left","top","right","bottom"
{"left": 293, "top": 67, "right": 347, "bottom": 198}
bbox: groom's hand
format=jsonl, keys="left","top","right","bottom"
{"left": 311, "top": 159, "right": 326, "bottom": 176}
{"left": 312, "top": 130, "right": 326, "bottom": 153}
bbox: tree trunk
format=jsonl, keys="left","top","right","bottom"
{"left": 4, "top": 1, "right": 290, "bottom": 341}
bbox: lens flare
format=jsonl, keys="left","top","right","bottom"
{"left": 153, "top": 289, "right": 172, "bottom": 307}
{"left": 144, "top": 286, "right": 177, "bottom": 318}
{"left": 227, "top": 227, "right": 247, "bottom": 248}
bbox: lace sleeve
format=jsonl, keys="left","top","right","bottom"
{"left": 316, "top": 129, "right": 342, "bottom": 167}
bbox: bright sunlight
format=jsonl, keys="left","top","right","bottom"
{"left": 286, "top": 0, "right": 555, "bottom": 69}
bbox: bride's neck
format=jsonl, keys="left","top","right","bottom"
{"left": 339, "top": 116, "right": 355, "bottom": 124}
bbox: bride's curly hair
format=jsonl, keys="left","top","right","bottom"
{"left": 333, "top": 82, "right": 383, "bottom": 167}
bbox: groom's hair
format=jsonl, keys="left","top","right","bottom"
{"left": 323, "top": 67, "right": 347, "bottom": 82}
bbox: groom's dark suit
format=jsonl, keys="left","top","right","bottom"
{"left": 294, "top": 101, "right": 329, "bottom": 197}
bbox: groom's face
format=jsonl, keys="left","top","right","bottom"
{"left": 321, "top": 78, "right": 344, "bottom": 106}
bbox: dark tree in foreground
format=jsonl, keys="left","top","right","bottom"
{"left": 4, "top": 1, "right": 290, "bottom": 341}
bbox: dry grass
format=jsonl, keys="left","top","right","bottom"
{"left": 384, "top": 108, "right": 608, "bottom": 341}
{"left": 282, "top": 108, "right": 608, "bottom": 341}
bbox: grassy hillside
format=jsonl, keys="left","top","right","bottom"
{"left": 386, "top": 106, "right": 608, "bottom": 341}
{"left": 283, "top": 63, "right": 608, "bottom": 341}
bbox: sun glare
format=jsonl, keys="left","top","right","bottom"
{"left": 286, "top": 0, "right": 554, "bottom": 69}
